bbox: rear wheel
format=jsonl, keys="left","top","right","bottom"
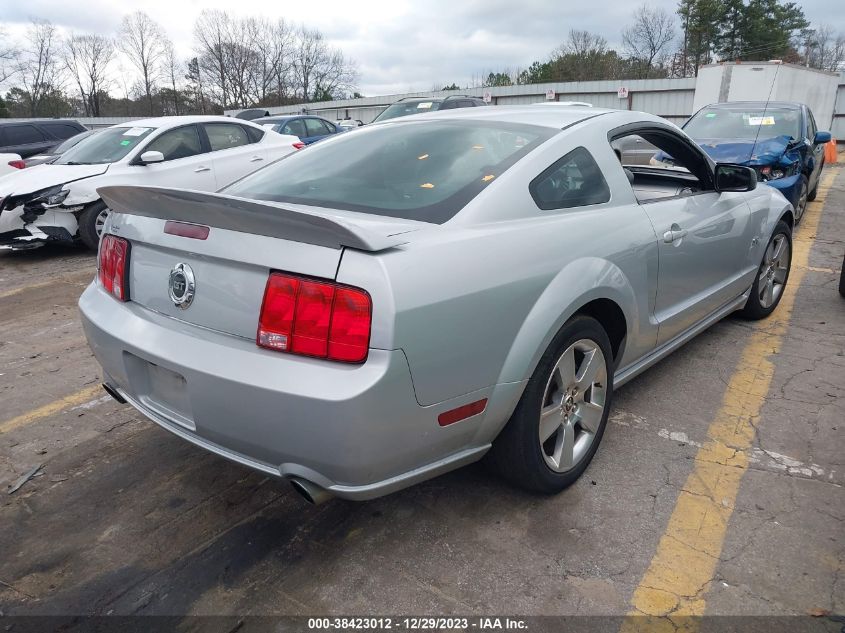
{"left": 741, "top": 220, "right": 792, "bottom": 320}
{"left": 78, "top": 201, "right": 110, "bottom": 251}
{"left": 488, "top": 315, "right": 613, "bottom": 493}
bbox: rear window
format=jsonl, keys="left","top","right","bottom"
{"left": 225, "top": 120, "right": 554, "bottom": 223}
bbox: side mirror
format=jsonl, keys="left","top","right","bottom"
{"left": 714, "top": 163, "right": 757, "bottom": 193}
{"left": 814, "top": 131, "right": 832, "bottom": 145}
{"left": 139, "top": 150, "right": 164, "bottom": 164}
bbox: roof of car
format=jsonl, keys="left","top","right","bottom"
{"left": 383, "top": 104, "right": 616, "bottom": 130}
{"left": 705, "top": 101, "right": 803, "bottom": 111}
{"left": 107, "top": 115, "right": 253, "bottom": 129}
{"left": 255, "top": 115, "right": 331, "bottom": 122}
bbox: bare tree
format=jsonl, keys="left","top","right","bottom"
{"left": 805, "top": 25, "right": 845, "bottom": 72}
{"left": 622, "top": 4, "right": 676, "bottom": 78}
{"left": 118, "top": 11, "right": 166, "bottom": 115}
{"left": 194, "top": 9, "right": 232, "bottom": 107}
{"left": 65, "top": 33, "right": 113, "bottom": 116}
{"left": 561, "top": 30, "right": 609, "bottom": 57}
{"left": 15, "top": 20, "right": 64, "bottom": 116}
{"left": 0, "top": 26, "right": 17, "bottom": 85}
{"left": 162, "top": 39, "right": 181, "bottom": 115}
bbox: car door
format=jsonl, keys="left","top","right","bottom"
{"left": 201, "top": 122, "right": 262, "bottom": 188}
{"left": 622, "top": 128, "right": 761, "bottom": 345}
{"left": 805, "top": 109, "right": 824, "bottom": 191}
{"left": 133, "top": 124, "right": 216, "bottom": 191}
{"left": 1, "top": 124, "right": 53, "bottom": 158}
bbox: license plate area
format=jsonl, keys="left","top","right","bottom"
{"left": 123, "top": 352, "right": 195, "bottom": 430}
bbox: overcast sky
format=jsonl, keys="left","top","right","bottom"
{"left": 3, "top": 0, "right": 844, "bottom": 96}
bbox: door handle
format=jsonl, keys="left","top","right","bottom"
{"left": 663, "top": 226, "right": 688, "bottom": 243}
{"left": 249, "top": 155, "right": 264, "bottom": 162}
{"left": 194, "top": 166, "right": 211, "bottom": 173}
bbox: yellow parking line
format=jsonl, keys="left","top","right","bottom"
{"left": 0, "top": 271, "right": 94, "bottom": 300}
{"left": 0, "top": 280, "right": 56, "bottom": 300}
{"left": 0, "top": 384, "right": 104, "bottom": 435}
{"left": 622, "top": 167, "right": 840, "bottom": 631}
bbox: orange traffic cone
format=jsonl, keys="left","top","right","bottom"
{"left": 824, "top": 139, "right": 838, "bottom": 163}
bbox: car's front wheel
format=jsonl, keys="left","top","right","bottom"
{"left": 78, "top": 201, "right": 110, "bottom": 251}
{"left": 741, "top": 220, "right": 792, "bottom": 319}
{"left": 808, "top": 159, "right": 824, "bottom": 201}
{"left": 794, "top": 175, "right": 809, "bottom": 223}
{"left": 488, "top": 315, "right": 614, "bottom": 493}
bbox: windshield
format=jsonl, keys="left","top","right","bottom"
{"left": 50, "top": 130, "right": 96, "bottom": 155}
{"left": 55, "top": 126, "right": 155, "bottom": 165}
{"left": 372, "top": 100, "right": 443, "bottom": 123}
{"left": 684, "top": 107, "right": 801, "bottom": 141}
{"left": 225, "top": 120, "right": 553, "bottom": 223}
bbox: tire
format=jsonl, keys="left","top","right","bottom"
{"left": 807, "top": 160, "right": 823, "bottom": 202}
{"left": 487, "top": 315, "right": 614, "bottom": 493}
{"left": 77, "top": 201, "right": 110, "bottom": 251}
{"left": 838, "top": 253, "right": 845, "bottom": 299}
{"left": 793, "top": 175, "right": 809, "bottom": 223}
{"left": 741, "top": 220, "right": 792, "bottom": 320}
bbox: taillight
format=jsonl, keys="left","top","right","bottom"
{"left": 292, "top": 142, "right": 306, "bottom": 150}
{"left": 98, "top": 235, "right": 130, "bottom": 301}
{"left": 257, "top": 273, "right": 372, "bottom": 363}
{"left": 8, "top": 160, "right": 25, "bottom": 170}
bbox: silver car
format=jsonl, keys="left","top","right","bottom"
{"left": 80, "top": 106, "right": 794, "bottom": 503}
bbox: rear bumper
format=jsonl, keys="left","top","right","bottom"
{"left": 79, "top": 282, "right": 497, "bottom": 499}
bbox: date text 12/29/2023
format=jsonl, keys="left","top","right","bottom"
{"left": 307, "top": 617, "right": 528, "bottom": 630}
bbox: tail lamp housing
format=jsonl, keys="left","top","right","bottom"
{"left": 257, "top": 273, "right": 372, "bottom": 363}
{"left": 98, "top": 234, "right": 130, "bottom": 301}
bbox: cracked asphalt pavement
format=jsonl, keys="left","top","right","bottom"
{"left": 0, "top": 167, "right": 842, "bottom": 621}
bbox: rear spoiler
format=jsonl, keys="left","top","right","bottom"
{"left": 98, "top": 185, "right": 413, "bottom": 252}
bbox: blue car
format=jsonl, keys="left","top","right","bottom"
{"left": 254, "top": 115, "right": 344, "bottom": 146}
{"left": 656, "top": 101, "right": 831, "bottom": 222}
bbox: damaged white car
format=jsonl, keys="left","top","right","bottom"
{"left": 0, "top": 116, "right": 301, "bottom": 250}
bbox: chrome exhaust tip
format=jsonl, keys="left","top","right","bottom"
{"left": 290, "top": 477, "right": 333, "bottom": 506}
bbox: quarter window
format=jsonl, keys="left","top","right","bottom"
{"left": 204, "top": 123, "right": 249, "bottom": 151}
{"left": 144, "top": 125, "right": 203, "bottom": 161}
{"left": 305, "top": 118, "right": 331, "bottom": 136}
{"left": 530, "top": 147, "right": 611, "bottom": 210}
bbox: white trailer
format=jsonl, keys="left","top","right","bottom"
{"left": 693, "top": 62, "right": 840, "bottom": 132}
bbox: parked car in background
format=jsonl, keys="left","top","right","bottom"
{"left": 336, "top": 118, "right": 364, "bottom": 130}
{"left": 0, "top": 153, "right": 25, "bottom": 175}
{"left": 235, "top": 108, "right": 271, "bottom": 121}
{"left": 255, "top": 115, "right": 343, "bottom": 145}
{"left": 654, "top": 101, "right": 830, "bottom": 222}
{"left": 24, "top": 129, "right": 102, "bottom": 168}
{"left": 0, "top": 116, "right": 301, "bottom": 251}
{"left": 0, "top": 120, "right": 88, "bottom": 158}
{"left": 371, "top": 95, "right": 487, "bottom": 123}
{"left": 80, "top": 106, "right": 793, "bottom": 504}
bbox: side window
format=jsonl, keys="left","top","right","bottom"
{"left": 807, "top": 111, "right": 817, "bottom": 140}
{"left": 530, "top": 147, "right": 611, "bottom": 210}
{"left": 144, "top": 125, "right": 204, "bottom": 161}
{"left": 281, "top": 119, "right": 307, "bottom": 138}
{"left": 305, "top": 118, "right": 330, "bottom": 137}
{"left": 245, "top": 125, "right": 265, "bottom": 143}
{"left": 41, "top": 123, "right": 84, "bottom": 140}
{"left": 5, "top": 125, "right": 47, "bottom": 145}
{"left": 203, "top": 123, "right": 249, "bottom": 151}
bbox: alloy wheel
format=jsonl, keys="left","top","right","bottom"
{"left": 757, "top": 234, "right": 790, "bottom": 309}
{"left": 539, "top": 339, "right": 607, "bottom": 473}
{"left": 795, "top": 181, "right": 808, "bottom": 221}
{"left": 94, "top": 207, "right": 110, "bottom": 237}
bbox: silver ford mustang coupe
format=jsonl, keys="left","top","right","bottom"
{"left": 80, "top": 106, "right": 794, "bottom": 503}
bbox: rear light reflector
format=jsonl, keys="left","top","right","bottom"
{"left": 8, "top": 160, "right": 25, "bottom": 170}
{"left": 164, "top": 220, "right": 210, "bottom": 240}
{"left": 257, "top": 273, "right": 372, "bottom": 363}
{"left": 438, "top": 399, "right": 488, "bottom": 426}
{"left": 98, "top": 235, "right": 130, "bottom": 301}
{"left": 292, "top": 141, "right": 306, "bottom": 150}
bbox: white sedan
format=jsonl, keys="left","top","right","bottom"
{"left": 0, "top": 116, "right": 300, "bottom": 250}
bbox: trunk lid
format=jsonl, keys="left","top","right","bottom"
{"left": 99, "top": 186, "right": 424, "bottom": 339}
